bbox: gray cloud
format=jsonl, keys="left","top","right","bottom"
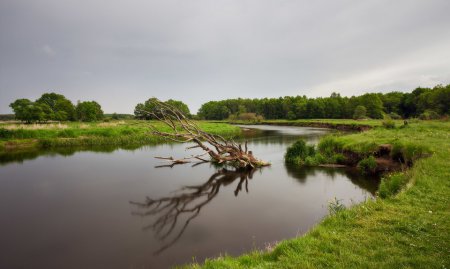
{"left": 1, "top": 0, "right": 450, "bottom": 114}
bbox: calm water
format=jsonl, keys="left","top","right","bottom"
{"left": 0, "top": 125, "right": 378, "bottom": 269}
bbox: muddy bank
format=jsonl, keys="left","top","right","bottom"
{"left": 340, "top": 144, "right": 404, "bottom": 174}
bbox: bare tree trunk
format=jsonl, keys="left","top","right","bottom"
{"left": 140, "top": 99, "right": 270, "bottom": 168}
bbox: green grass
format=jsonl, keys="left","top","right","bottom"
{"left": 181, "top": 120, "right": 450, "bottom": 269}
{"left": 0, "top": 120, "right": 241, "bottom": 151}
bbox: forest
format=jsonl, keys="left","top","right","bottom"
{"left": 197, "top": 84, "right": 450, "bottom": 120}
{"left": 9, "top": 84, "right": 450, "bottom": 123}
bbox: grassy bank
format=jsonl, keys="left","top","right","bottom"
{"left": 183, "top": 120, "right": 450, "bottom": 268}
{"left": 0, "top": 120, "right": 241, "bottom": 152}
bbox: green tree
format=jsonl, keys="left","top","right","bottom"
{"left": 134, "top": 103, "right": 147, "bottom": 119}
{"left": 9, "top": 99, "right": 33, "bottom": 122}
{"left": 9, "top": 99, "right": 53, "bottom": 123}
{"left": 36, "top": 92, "right": 76, "bottom": 121}
{"left": 359, "top": 93, "right": 384, "bottom": 119}
{"left": 381, "top": 92, "right": 404, "bottom": 114}
{"left": 353, "top": 105, "right": 367, "bottom": 119}
{"left": 76, "top": 101, "right": 104, "bottom": 122}
{"left": 198, "top": 101, "right": 230, "bottom": 120}
{"left": 134, "top": 98, "right": 190, "bottom": 119}
{"left": 165, "top": 99, "right": 191, "bottom": 117}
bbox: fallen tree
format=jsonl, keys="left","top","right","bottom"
{"left": 141, "top": 99, "right": 270, "bottom": 169}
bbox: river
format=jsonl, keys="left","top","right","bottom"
{"left": 0, "top": 125, "right": 378, "bottom": 269}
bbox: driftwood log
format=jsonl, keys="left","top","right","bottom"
{"left": 140, "top": 99, "right": 270, "bottom": 168}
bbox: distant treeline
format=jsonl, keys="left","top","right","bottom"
{"left": 104, "top": 113, "right": 134, "bottom": 120}
{"left": 9, "top": 93, "right": 104, "bottom": 123}
{"left": 0, "top": 114, "right": 15, "bottom": 121}
{"left": 8, "top": 84, "right": 450, "bottom": 123}
{"left": 197, "top": 84, "right": 450, "bottom": 120}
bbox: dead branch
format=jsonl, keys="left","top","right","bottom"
{"left": 138, "top": 99, "right": 270, "bottom": 169}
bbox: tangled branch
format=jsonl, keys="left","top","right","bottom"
{"left": 140, "top": 99, "right": 270, "bottom": 168}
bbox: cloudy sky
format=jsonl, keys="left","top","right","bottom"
{"left": 1, "top": 0, "right": 450, "bottom": 114}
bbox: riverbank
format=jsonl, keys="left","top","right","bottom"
{"left": 0, "top": 120, "right": 241, "bottom": 152}
{"left": 183, "top": 120, "right": 450, "bottom": 268}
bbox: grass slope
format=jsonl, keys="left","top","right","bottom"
{"left": 183, "top": 120, "right": 450, "bottom": 269}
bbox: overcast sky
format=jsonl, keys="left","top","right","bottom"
{"left": 1, "top": 0, "right": 450, "bottom": 114}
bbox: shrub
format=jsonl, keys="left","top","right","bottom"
{"left": 228, "top": 113, "right": 264, "bottom": 123}
{"left": 317, "top": 136, "right": 343, "bottom": 156}
{"left": 332, "top": 153, "right": 346, "bottom": 164}
{"left": 120, "top": 128, "right": 136, "bottom": 135}
{"left": 391, "top": 141, "right": 430, "bottom": 164}
{"left": 314, "top": 153, "right": 326, "bottom": 164}
{"left": 285, "top": 139, "right": 316, "bottom": 164}
{"left": 304, "top": 156, "right": 318, "bottom": 166}
{"left": 378, "top": 172, "right": 409, "bottom": 198}
{"left": 287, "top": 111, "right": 296, "bottom": 120}
{"left": 382, "top": 117, "right": 396, "bottom": 129}
{"left": 0, "top": 128, "right": 13, "bottom": 139}
{"left": 419, "top": 110, "right": 440, "bottom": 120}
{"left": 357, "top": 156, "right": 377, "bottom": 174}
{"left": 388, "top": 112, "right": 402, "bottom": 119}
{"left": 353, "top": 105, "right": 367, "bottom": 119}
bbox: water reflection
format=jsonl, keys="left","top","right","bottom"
{"left": 285, "top": 164, "right": 380, "bottom": 195}
{"left": 0, "top": 144, "right": 144, "bottom": 165}
{"left": 131, "top": 167, "right": 257, "bottom": 254}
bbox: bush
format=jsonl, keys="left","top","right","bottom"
{"left": 285, "top": 139, "right": 316, "bottom": 164}
{"left": 382, "top": 117, "right": 396, "bottom": 129}
{"left": 228, "top": 113, "right": 264, "bottom": 122}
{"left": 388, "top": 112, "right": 402, "bottom": 119}
{"left": 391, "top": 141, "right": 430, "bottom": 164}
{"left": 332, "top": 153, "right": 346, "bottom": 164}
{"left": 304, "top": 156, "right": 318, "bottom": 166}
{"left": 317, "top": 136, "right": 343, "bottom": 156}
{"left": 0, "top": 128, "right": 13, "bottom": 139}
{"left": 378, "top": 172, "right": 409, "bottom": 198}
{"left": 353, "top": 105, "right": 367, "bottom": 119}
{"left": 419, "top": 110, "right": 440, "bottom": 120}
{"left": 357, "top": 156, "right": 377, "bottom": 174}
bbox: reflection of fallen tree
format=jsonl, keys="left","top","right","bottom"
{"left": 130, "top": 168, "right": 257, "bottom": 254}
